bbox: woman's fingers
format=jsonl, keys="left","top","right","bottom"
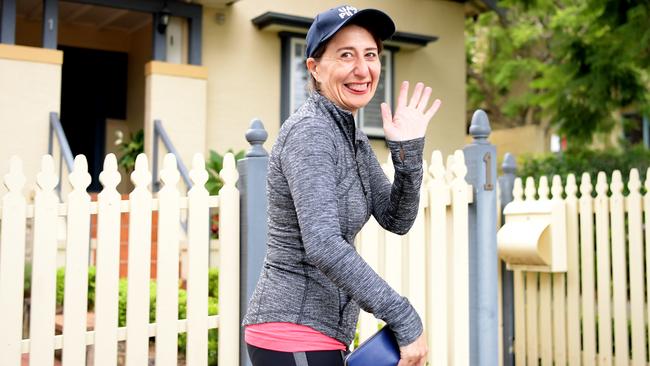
{"left": 397, "top": 81, "right": 409, "bottom": 109}
{"left": 408, "top": 82, "right": 425, "bottom": 108}
{"left": 424, "top": 99, "right": 442, "bottom": 120}
{"left": 381, "top": 102, "right": 393, "bottom": 126}
{"left": 417, "top": 87, "right": 432, "bottom": 112}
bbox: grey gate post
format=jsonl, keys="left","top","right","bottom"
{"left": 463, "top": 110, "right": 498, "bottom": 366}
{"left": 498, "top": 153, "right": 517, "bottom": 366}
{"left": 237, "top": 119, "right": 269, "bottom": 366}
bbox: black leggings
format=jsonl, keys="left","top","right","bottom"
{"left": 247, "top": 343, "right": 346, "bottom": 366}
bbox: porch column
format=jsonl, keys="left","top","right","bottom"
{"left": 42, "top": 0, "right": 58, "bottom": 49}
{"left": 152, "top": 12, "right": 166, "bottom": 61}
{"left": 0, "top": 44, "right": 63, "bottom": 188}
{"left": 144, "top": 61, "right": 207, "bottom": 189}
{"left": 0, "top": 0, "right": 16, "bottom": 44}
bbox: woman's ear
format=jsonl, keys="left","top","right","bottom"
{"left": 306, "top": 57, "right": 319, "bottom": 82}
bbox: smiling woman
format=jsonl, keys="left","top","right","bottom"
{"left": 242, "top": 5, "right": 441, "bottom": 366}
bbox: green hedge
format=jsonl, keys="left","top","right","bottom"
{"left": 518, "top": 144, "right": 650, "bottom": 190}
{"left": 55, "top": 266, "right": 220, "bottom": 365}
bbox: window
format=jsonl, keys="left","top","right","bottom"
{"left": 281, "top": 34, "right": 394, "bottom": 138}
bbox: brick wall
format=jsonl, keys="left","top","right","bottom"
{"left": 90, "top": 194, "right": 159, "bottom": 279}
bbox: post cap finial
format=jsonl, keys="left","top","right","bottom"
{"left": 246, "top": 118, "right": 269, "bottom": 158}
{"left": 502, "top": 153, "right": 517, "bottom": 174}
{"left": 469, "top": 109, "right": 491, "bottom": 142}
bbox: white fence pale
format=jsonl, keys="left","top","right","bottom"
{"left": 355, "top": 149, "right": 473, "bottom": 366}
{"left": 0, "top": 152, "right": 240, "bottom": 366}
{"left": 511, "top": 169, "right": 650, "bottom": 365}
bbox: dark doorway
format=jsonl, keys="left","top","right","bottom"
{"left": 59, "top": 46, "right": 127, "bottom": 191}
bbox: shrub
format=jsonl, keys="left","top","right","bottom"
{"left": 205, "top": 149, "right": 246, "bottom": 196}
{"left": 55, "top": 266, "right": 96, "bottom": 311}
{"left": 209, "top": 267, "right": 219, "bottom": 301}
{"left": 54, "top": 266, "right": 219, "bottom": 364}
{"left": 24, "top": 262, "right": 32, "bottom": 296}
{"left": 518, "top": 144, "right": 650, "bottom": 191}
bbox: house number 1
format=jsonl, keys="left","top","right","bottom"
{"left": 483, "top": 153, "right": 494, "bottom": 191}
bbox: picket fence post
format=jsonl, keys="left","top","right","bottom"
{"left": 94, "top": 154, "right": 122, "bottom": 366}
{"left": 155, "top": 153, "right": 181, "bottom": 366}
{"left": 463, "top": 110, "right": 498, "bottom": 366}
{"left": 0, "top": 157, "right": 27, "bottom": 366}
{"left": 219, "top": 152, "right": 241, "bottom": 366}
{"left": 125, "top": 154, "right": 153, "bottom": 366}
{"left": 237, "top": 119, "right": 269, "bottom": 366}
{"left": 29, "top": 155, "right": 59, "bottom": 366}
{"left": 62, "top": 155, "right": 92, "bottom": 365}
{"left": 187, "top": 154, "right": 209, "bottom": 366}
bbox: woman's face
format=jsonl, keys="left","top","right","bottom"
{"left": 307, "top": 25, "right": 381, "bottom": 114}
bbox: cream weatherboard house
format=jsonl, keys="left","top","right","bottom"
{"left": 0, "top": 0, "right": 494, "bottom": 194}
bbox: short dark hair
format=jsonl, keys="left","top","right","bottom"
{"left": 307, "top": 26, "right": 384, "bottom": 93}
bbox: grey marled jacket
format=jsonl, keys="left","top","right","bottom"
{"left": 242, "top": 92, "right": 424, "bottom": 347}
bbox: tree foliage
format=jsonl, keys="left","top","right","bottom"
{"left": 466, "top": 0, "right": 650, "bottom": 144}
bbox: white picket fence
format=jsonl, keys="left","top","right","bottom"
{"left": 510, "top": 170, "right": 650, "bottom": 366}
{"left": 1, "top": 148, "right": 475, "bottom": 366}
{"left": 0, "top": 152, "right": 240, "bottom": 366}
{"left": 355, "top": 149, "right": 473, "bottom": 366}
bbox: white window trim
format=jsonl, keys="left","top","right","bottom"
{"left": 358, "top": 49, "right": 392, "bottom": 138}
{"left": 289, "top": 37, "right": 307, "bottom": 115}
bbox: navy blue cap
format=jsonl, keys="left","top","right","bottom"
{"left": 305, "top": 5, "right": 395, "bottom": 58}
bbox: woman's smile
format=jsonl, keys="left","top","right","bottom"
{"left": 344, "top": 82, "right": 371, "bottom": 94}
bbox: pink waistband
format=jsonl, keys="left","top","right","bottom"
{"left": 245, "top": 322, "right": 347, "bottom": 352}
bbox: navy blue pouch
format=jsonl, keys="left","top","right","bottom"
{"left": 344, "top": 327, "right": 400, "bottom": 366}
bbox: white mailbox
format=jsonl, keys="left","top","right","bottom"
{"left": 497, "top": 199, "right": 567, "bottom": 272}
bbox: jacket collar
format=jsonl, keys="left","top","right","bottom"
{"left": 310, "top": 92, "right": 366, "bottom": 146}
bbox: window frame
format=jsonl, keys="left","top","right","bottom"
{"left": 357, "top": 48, "right": 394, "bottom": 139}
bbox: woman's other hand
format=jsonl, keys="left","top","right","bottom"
{"left": 381, "top": 81, "right": 441, "bottom": 142}
{"left": 397, "top": 332, "right": 428, "bottom": 366}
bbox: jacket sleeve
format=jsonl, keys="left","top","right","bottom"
{"left": 367, "top": 137, "right": 425, "bottom": 235}
{"left": 280, "top": 119, "right": 423, "bottom": 347}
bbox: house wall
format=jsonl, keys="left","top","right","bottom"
{"left": 0, "top": 45, "right": 62, "bottom": 193}
{"left": 201, "top": 0, "right": 467, "bottom": 162}
{"left": 4, "top": 1, "right": 467, "bottom": 184}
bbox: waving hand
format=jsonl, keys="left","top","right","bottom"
{"left": 381, "top": 81, "right": 442, "bottom": 142}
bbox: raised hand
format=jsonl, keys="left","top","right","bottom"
{"left": 380, "top": 81, "right": 442, "bottom": 142}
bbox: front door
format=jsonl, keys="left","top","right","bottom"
{"left": 59, "top": 46, "right": 127, "bottom": 191}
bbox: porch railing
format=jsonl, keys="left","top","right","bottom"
{"left": 152, "top": 119, "right": 192, "bottom": 193}
{"left": 47, "top": 112, "right": 74, "bottom": 198}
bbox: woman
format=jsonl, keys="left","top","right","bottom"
{"left": 243, "top": 5, "right": 441, "bottom": 366}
